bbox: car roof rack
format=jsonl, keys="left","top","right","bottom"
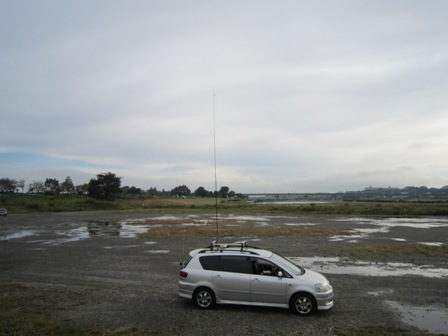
{"left": 206, "top": 240, "right": 260, "bottom": 252}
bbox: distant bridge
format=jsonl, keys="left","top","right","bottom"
{"left": 243, "top": 193, "right": 341, "bottom": 201}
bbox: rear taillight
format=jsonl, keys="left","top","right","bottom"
{"left": 180, "top": 271, "right": 188, "bottom": 280}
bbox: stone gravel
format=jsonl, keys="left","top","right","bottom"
{"left": 1, "top": 212, "right": 447, "bottom": 335}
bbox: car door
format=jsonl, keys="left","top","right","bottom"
{"left": 250, "top": 257, "right": 287, "bottom": 304}
{"left": 212, "top": 256, "right": 252, "bottom": 302}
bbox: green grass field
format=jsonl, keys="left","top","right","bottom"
{"left": 1, "top": 193, "right": 448, "bottom": 216}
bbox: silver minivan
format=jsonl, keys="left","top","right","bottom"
{"left": 178, "top": 242, "right": 334, "bottom": 316}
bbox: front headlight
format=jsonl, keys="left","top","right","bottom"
{"left": 315, "top": 283, "right": 332, "bottom": 293}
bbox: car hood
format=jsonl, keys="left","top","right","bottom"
{"left": 299, "top": 268, "right": 329, "bottom": 283}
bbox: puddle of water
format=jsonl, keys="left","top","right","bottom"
{"left": 103, "top": 245, "right": 140, "bottom": 249}
{"left": 225, "top": 215, "right": 271, "bottom": 222}
{"left": 180, "top": 223, "right": 209, "bottom": 227}
{"left": 0, "top": 230, "right": 38, "bottom": 240}
{"left": 119, "top": 223, "right": 148, "bottom": 238}
{"left": 87, "top": 221, "right": 149, "bottom": 238}
{"left": 337, "top": 217, "right": 448, "bottom": 229}
{"left": 329, "top": 234, "right": 363, "bottom": 242}
{"left": 353, "top": 227, "right": 390, "bottom": 235}
{"left": 145, "top": 250, "right": 170, "bottom": 254}
{"left": 367, "top": 289, "right": 394, "bottom": 297}
{"left": 87, "top": 221, "right": 121, "bottom": 236}
{"left": 386, "top": 300, "right": 448, "bottom": 334}
{"left": 329, "top": 237, "right": 345, "bottom": 242}
{"left": 330, "top": 217, "right": 448, "bottom": 244}
{"left": 419, "top": 242, "right": 444, "bottom": 247}
{"left": 289, "top": 257, "right": 448, "bottom": 279}
{"left": 284, "top": 223, "right": 316, "bottom": 226}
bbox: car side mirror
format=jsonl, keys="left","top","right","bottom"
{"left": 277, "top": 271, "right": 283, "bottom": 278}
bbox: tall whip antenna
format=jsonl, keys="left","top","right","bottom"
{"left": 213, "top": 93, "right": 219, "bottom": 242}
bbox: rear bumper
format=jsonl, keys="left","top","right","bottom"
{"left": 178, "top": 281, "right": 194, "bottom": 299}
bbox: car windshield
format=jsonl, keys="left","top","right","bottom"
{"left": 269, "top": 253, "right": 305, "bottom": 276}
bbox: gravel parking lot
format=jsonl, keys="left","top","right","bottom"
{"left": 1, "top": 212, "right": 447, "bottom": 335}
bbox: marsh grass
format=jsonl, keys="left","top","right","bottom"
{"left": 138, "top": 221, "right": 354, "bottom": 239}
{"left": 2, "top": 193, "right": 448, "bottom": 216}
{"left": 334, "top": 243, "right": 448, "bottom": 258}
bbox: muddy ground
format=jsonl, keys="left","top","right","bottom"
{"left": 1, "top": 212, "right": 447, "bottom": 335}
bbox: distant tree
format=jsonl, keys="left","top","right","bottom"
{"left": 194, "top": 186, "right": 208, "bottom": 197}
{"left": 126, "top": 186, "right": 143, "bottom": 195}
{"left": 147, "top": 187, "right": 158, "bottom": 196}
{"left": 29, "top": 181, "right": 46, "bottom": 193}
{"left": 159, "top": 189, "right": 171, "bottom": 197}
{"left": 61, "top": 176, "right": 75, "bottom": 194}
{"left": 45, "top": 178, "right": 60, "bottom": 193}
{"left": 0, "top": 178, "right": 18, "bottom": 193}
{"left": 17, "top": 179, "right": 25, "bottom": 193}
{"left": 171, "top": 185, "right": 191, "bottom": 197}
{"left": 88, "top": 172, "right": 122, "bottom": 200}
{"left": 76, "top": 183, "right": 89, "bottom": 194}
{"left": 218, "top": 186, "right": 230, "bottom": 198}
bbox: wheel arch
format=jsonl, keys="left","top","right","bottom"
{"left": 289, "top": 291, "right": 318, "bottom": 316}
{"left": 193, "top": 286, "right": 217, "bottom": 309}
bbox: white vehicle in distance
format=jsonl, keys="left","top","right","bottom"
{"left": 178, "top": 241, "right": 334, "bottom": 316}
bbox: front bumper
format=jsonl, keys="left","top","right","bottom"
{"left": 315, "top": 291, "right": 334, "bottom": 311}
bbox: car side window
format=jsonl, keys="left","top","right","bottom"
{"left": 199, "top": 256, "right": 220, "bottom": 270}
{"left": 252, "top": 258, "right": 286, "bottom": 277}
{"left": 216, "top": 256, "right": 252, "bottom": 274}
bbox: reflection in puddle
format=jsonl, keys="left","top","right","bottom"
{"left": 87, "top": 220, "right": 148, "bottom": 238}
{"left": 87, "top": 221, "right": 121, "bottom": 236}
{"left": 386, "top": 300, "right": 448, "bottom": 334}
{"left": 289, "top": 257, "right": 448, "bottom": 279}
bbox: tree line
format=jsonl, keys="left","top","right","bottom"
{"left": 0, "top": 173, "right": 245, "bottom": 201}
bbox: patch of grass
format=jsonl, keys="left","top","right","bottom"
{"left": 138, "top": 220, "right": 353, "bottom": 239}
{"left": 334, "top": 243, "right": 448, "bottom": 259}
{"left": 2, "top": 193, "right": 448, "bottom": 216}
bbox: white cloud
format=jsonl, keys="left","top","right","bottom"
{"left": 1, "top": 0, "right": 448, "bottom": 192}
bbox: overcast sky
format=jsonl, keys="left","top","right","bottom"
{"left": 1, "top": 1, "right": 448, "bottom": 193}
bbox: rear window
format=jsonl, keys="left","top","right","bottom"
{"left": 199, "top": 256, "right": 220, "bottom": 270}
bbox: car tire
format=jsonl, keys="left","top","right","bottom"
{"left": 193, "top": 287, "right": 216, "bottom": 309}
{"left": 290, "top": 292, "right": 317, "bottom": 316}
